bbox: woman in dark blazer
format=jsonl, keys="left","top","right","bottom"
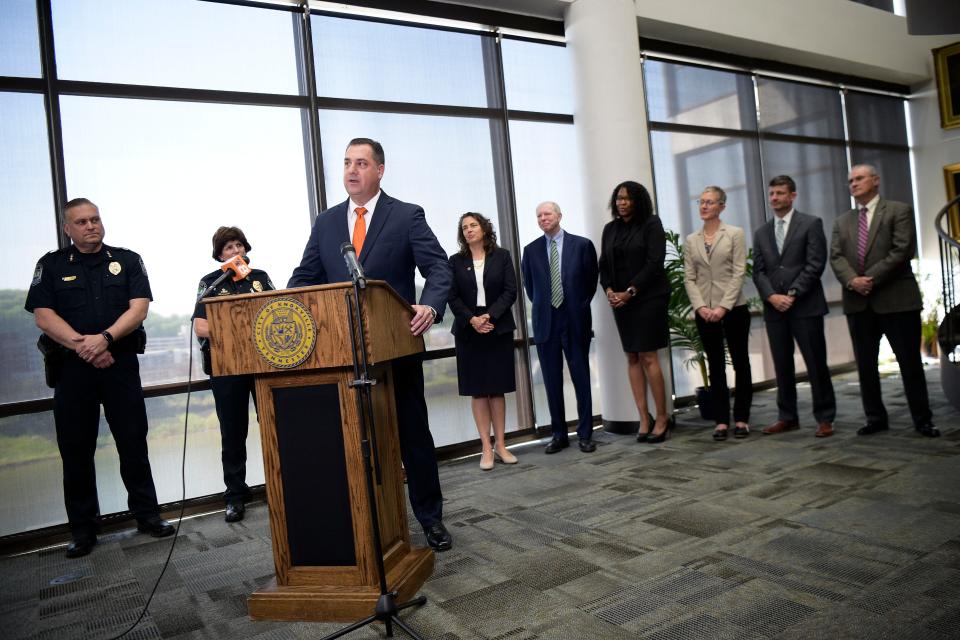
{"left": 683, "top": 186, "right": 752, "bottom": 441}
{"left": 448, "top": 212, "right": 519, "bottom": 470}
{"left": 599, "top": 181, "right": 672, "bottom": 443}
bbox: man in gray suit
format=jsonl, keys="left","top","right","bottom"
{"left": 753, "top": 175, "right": 836, "bottom": 438}
{"left": 830, "top": 164, "right": 938, "bottom": 437}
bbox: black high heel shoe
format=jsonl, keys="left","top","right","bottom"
{"left": 647, "top": 416, "right": 673, "bottom": 444}
{"left": 636, "top": 412, "right": 655, "bottom": 442}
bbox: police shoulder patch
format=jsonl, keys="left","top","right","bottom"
{"left": 31, "top": 263, "right": 43, "bottom": 287}
{"left": 138, "top": 257, "right": 148, "bottom": 278}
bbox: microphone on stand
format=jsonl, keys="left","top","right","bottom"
{"left": 199, "top": 255, "right": 251, "bottom": 299}
{"left": 340, "top": 242, "right": 366, "bottom": 289}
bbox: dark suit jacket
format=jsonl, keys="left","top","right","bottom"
{"left": 288, "top": 191, "right": 452, "bottom": 319}
{"left": 520, "top": 231, "right": 598, "bottom": 345}
{"left": 598, "top": 214, "right": 670, "bottom": 303}
{"left": 447, "top": 247, "right": 517, "bottom": 337}
{"left": 752, "top": 210, "right": 829, "bottom": 320}
{"left": 829, "top": 198, "right": 922, "bottom": 315}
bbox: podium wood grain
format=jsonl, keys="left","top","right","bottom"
{"left": 203, "top": 282, "right": 434, "bottom": 621}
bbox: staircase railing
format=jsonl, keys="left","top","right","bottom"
{"left": 935, "top": 194, "right": 960, "bottom": 363}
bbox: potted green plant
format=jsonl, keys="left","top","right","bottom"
{"left": 922, "top": 307, "right": 940, "bottom": 358}
{"left": 664, "top": 230, "right": 711, "bottom": 418}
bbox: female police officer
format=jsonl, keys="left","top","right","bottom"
{"left": 193, "top": 226, "right": 274, "bottom": 522}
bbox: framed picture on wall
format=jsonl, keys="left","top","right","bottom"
{"left": 947, "top": 162, "right": 960, "bottom": 239}
{"left": 934, "top": 42, "right": 960, "bottom": 130}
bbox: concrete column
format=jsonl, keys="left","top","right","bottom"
{"left": 564, "top": 0, "right": 674, "bottom": 431}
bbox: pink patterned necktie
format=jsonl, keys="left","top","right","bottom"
{"left": 856, "top": 206, "right": 868, "bottom": 275}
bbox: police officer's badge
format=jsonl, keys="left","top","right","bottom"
{"left": 31, "top": 263, "right": 42, "bottom": 286}
{"left": 108, "top": 261, "right": 122, "bottom": 275}
{"left": 252, "top": 280, "right": 263, "bottom": 292}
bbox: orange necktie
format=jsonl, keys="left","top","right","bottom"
{"left": 353, "top": 206, "right": 368, "bottom": 255}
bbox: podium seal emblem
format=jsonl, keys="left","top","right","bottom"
{"left": 253, "top": 297, "right": 317, "bottom": 368}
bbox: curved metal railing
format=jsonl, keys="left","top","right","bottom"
{"left": 935, "top": 194, "right": 960, "bottom": 364}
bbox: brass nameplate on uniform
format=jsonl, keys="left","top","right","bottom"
{"left": 62, "top": 275, "right": 77, "bottom": 282}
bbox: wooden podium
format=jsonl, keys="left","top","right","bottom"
{"left": 203, "top": 281, "right": 435, "bottom": 621}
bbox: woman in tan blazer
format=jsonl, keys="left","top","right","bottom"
{"left": 683, "top": 186, "right": 753, "bottom": 440}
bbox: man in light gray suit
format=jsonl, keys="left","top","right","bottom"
{"left": 830, "top": 164, "right": 938, "bottom": 437}
{"left": 753, "top": 175, "right": 836, "bottom": 438}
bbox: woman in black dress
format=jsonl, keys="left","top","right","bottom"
{"left": 448, "top": 213, "right": 519, "bottom": 470}
{"left": 599, "top": 182, "right": 672, "bottom": 443}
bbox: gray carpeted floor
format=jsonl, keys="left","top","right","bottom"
{"left": 3, "top": 364, "right": 960, "bottom": 639}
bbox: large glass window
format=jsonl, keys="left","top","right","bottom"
{"left": 645, "top": 57, "right": 908, "bottom": 397}
{"left": 650, "top": 130, "right": 763, "bottom": 238}
{"left": 313, "top": 16, "right": 491, "bottom": 107}
{"left": 0, "top": 393, "right": 265, "bottom": 537}
{"left": 58, "top": 96, "right": 313, "bottom": 385}
{"left": 757, "top": 77, "right": 844, "bottom": 139}
{"left": 645, "top": 60, "right": 757, "bottom": 130}
{"left": 52, "top": 0, "right": 300, "bottom": 93}
{"left": 1, "top": 92, "right": 57, "bottom": 404}
{"left": 0, "top": 0, "right": 42, "bottom": 78}
{"left": 846, "top": 91, "right": 913, "bottom": 205}
{"left": 501, "top": 38, "right": 573, "bottom": 114}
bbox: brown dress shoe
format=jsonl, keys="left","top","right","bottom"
{"left": 814, "top": 422, "right": 834, "bottom": 438}
{"left": 762, "top": 419, "right": 799, "bottom": 435}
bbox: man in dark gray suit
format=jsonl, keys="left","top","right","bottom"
{"left": 753, "top": 175, "right": 836, "bottom": 438}
{"left": 830, "top": 164, "right": 938, "bottom": 437}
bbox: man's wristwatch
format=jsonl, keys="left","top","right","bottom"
{"left": 626, "top": 286, "right": 637, "bottom": 297}
{"left": 787, "top": 288, "right": 797, "bottom": 297}
{"left": 101, "top": 330, "right": 114, "bottom": 345}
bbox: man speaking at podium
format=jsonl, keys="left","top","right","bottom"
{"left": 288, "top": 138, "right": 454, "bottom": 552}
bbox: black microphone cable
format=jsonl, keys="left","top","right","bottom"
{"left": 106, "top": 318, "right": 197, "bottom": 639}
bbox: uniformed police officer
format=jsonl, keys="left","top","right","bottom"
{"left": 25, "top": 197, "right": 174, "bottom": 558}
{"left": 193, "top": 226, "right": 274, "bottom": 522}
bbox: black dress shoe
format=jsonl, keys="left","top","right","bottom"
{"left": 857, "top": 422, "right": 889, "bottom": 436}
{"left": 225, "top": 502, "right": 245, "bottom": 523}
{"left": 137, "top": 516, "right": 175, "bottom": 538}
{"left": 65, "top": 536, "right": 96, "bottom": 558}
{"left": 915, "top": 422, "right": 941, "bottom": 438}
{"left": 544, "top": 439, "right": 569, "bottom": 454}
{"left": 578, "top": 439, "right": 596, "bottom": 452}
{"left": 423, "top": 522, "right": 452, "bottom": 552}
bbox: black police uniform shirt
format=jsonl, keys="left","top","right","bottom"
{"left": 25, "top": 245, "right": 152, "bottom": 352}
{"left": 192, "top": 268, "right": 275, "bottom": 323}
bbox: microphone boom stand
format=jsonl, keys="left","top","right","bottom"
{"left": 319, "top": 279, "right": 427, "bottom": 640}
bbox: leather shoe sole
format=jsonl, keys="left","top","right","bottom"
{"left": 65, "top": 537, "right": 96, "bottom": 558}
{"left": 578, "top": 439, "right": 596, "bottom": 452}
{"left": 423, "top": 523, "right": 452, "bottom": 552}
{"left": 137, "top": 518, "right": 176, "bottom": 538}
{"left": 544, "top": 439, "right": 569, "bottom": 454}
{"left": 857, "top": 422, "right": 889, "bottom": 436}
